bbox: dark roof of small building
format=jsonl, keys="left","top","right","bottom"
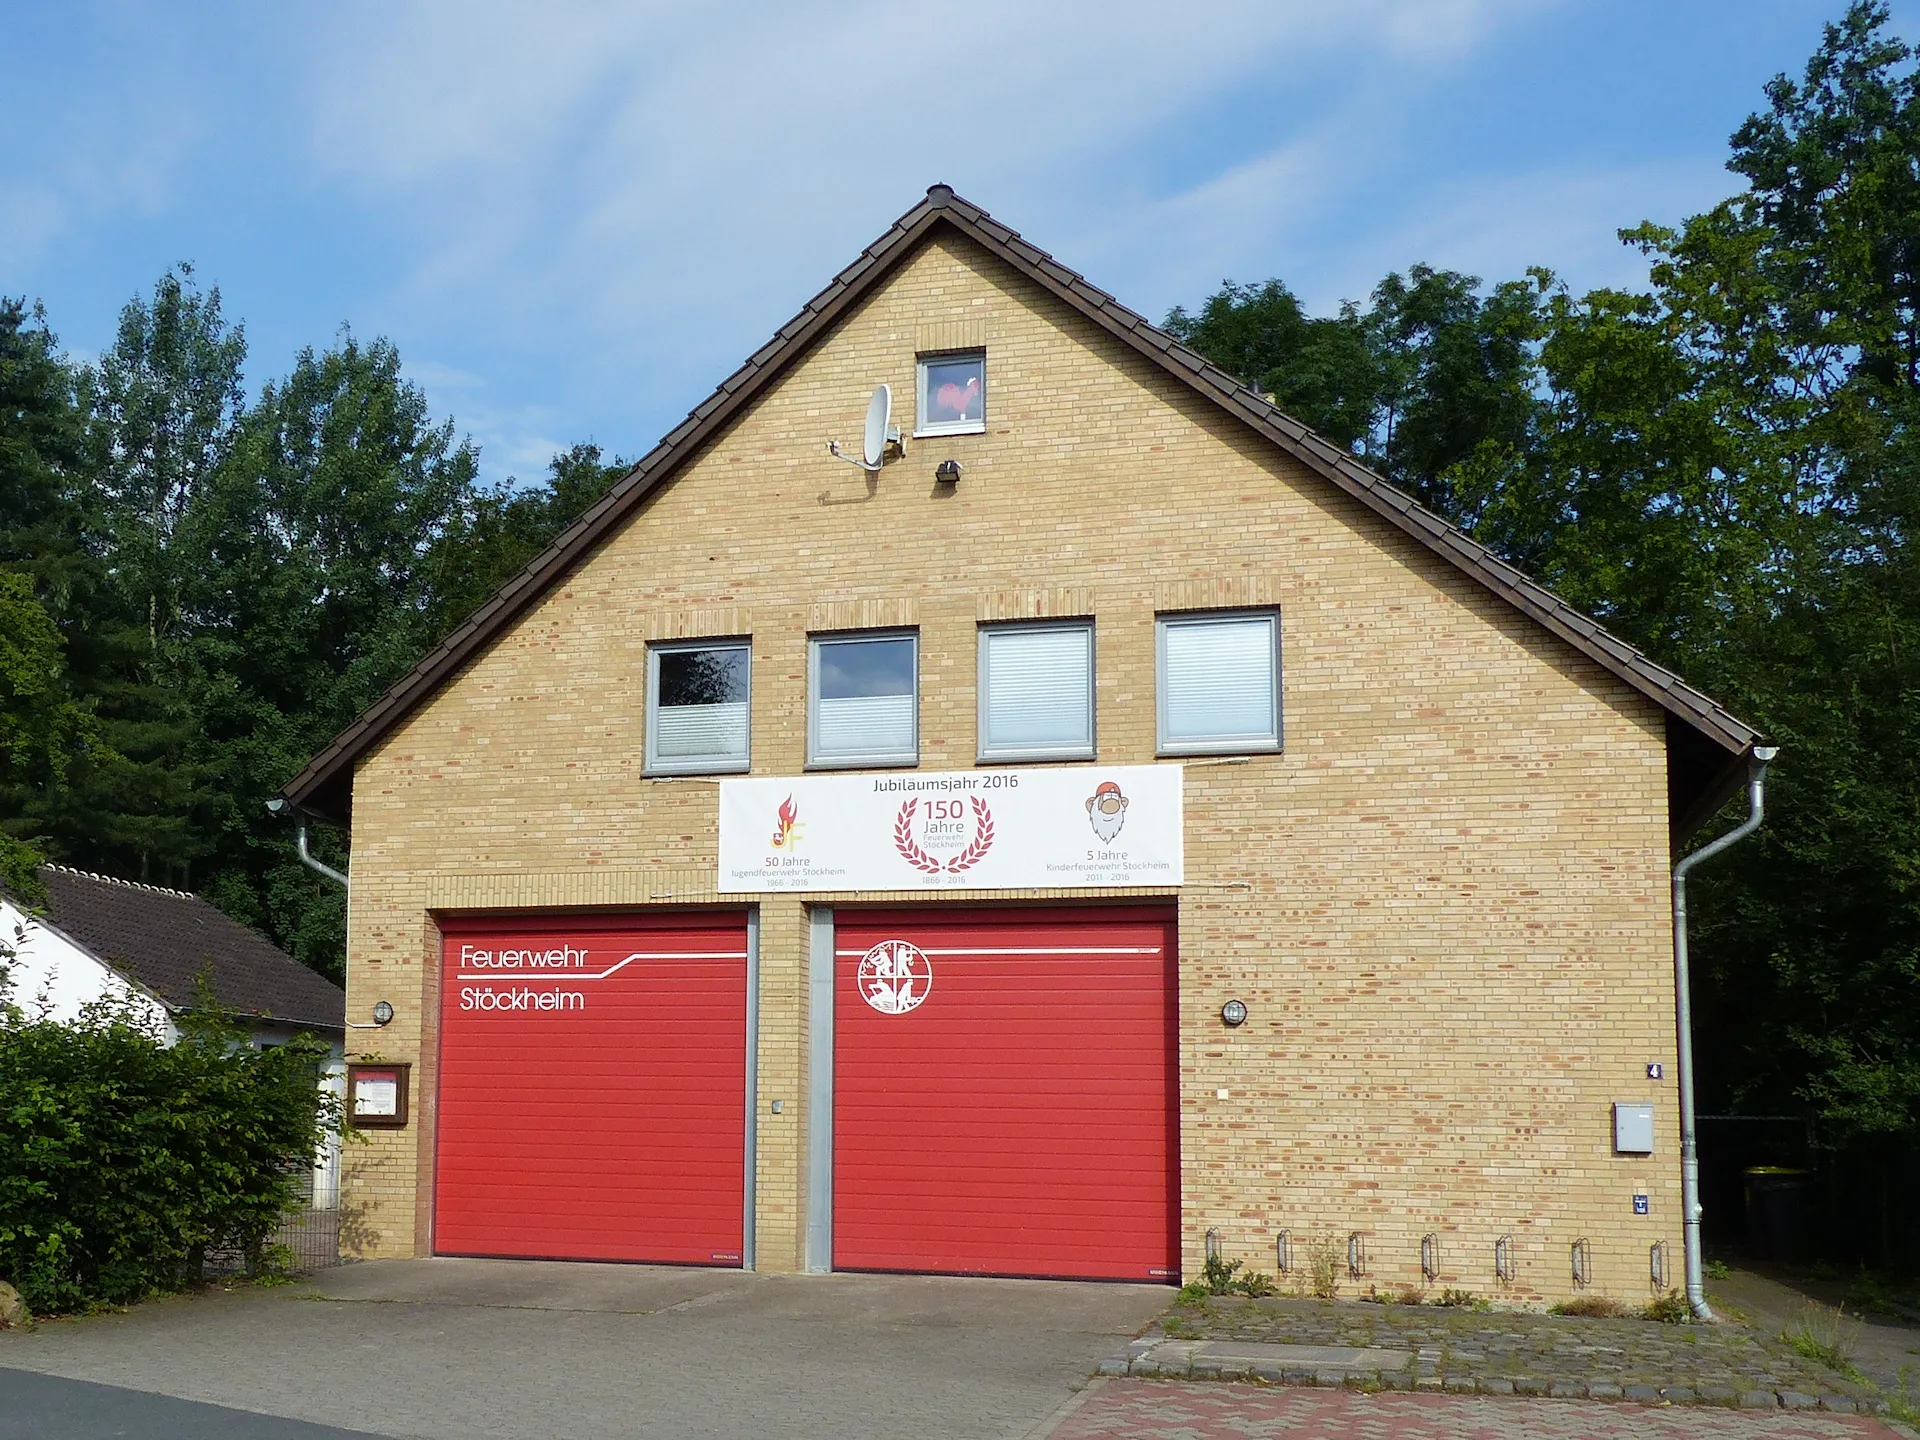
{"left": 282, "top": 184, "right": 1762, "bottom": 843}
{"left": 32, "top": 866, "right": 346, "bottom": 1033}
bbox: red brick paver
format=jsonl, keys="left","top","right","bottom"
{"left": 1049, "top": 1381, "right": 1908, "bottom": 1439}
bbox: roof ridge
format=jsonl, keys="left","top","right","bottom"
{"left": 44, "top": 863, "right": 198, "bottom": 902}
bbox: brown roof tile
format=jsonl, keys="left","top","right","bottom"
{"left": 34, "top": 866, "right": 345, "bottom": 1032}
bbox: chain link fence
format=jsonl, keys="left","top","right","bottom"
{"left": 201, "top": 1155, "right": 346, "bottom": 1277}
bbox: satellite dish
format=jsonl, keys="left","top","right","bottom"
{"left": 827, "top": 384, "right": 902, "bottom": 473}
{"left": 862, "top": 384, "right": 893, "bottom": 469}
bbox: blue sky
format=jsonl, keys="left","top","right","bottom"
{"left": 4, "top": 1, "right": 1886, "bottom": 486}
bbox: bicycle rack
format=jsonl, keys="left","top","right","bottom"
{"left": 1420, "top": 1233, "right": 1440, "bottom": 1283}
{"left": 1571, "top": 1237, "right": 1592, "bottom": 1288}
{"left": 1495, "top": 1233, "right": 1516, "bottom": 1283}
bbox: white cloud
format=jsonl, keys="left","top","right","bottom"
{"left": 292, "top": 0, "right": 1550, "bottom": 386}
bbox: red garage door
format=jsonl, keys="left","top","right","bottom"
{"left": 833, "top": 906, "right": 1179, "bottom": 1282}
{"left": 435, "top": 912, "right": 747, "bottom": 1265}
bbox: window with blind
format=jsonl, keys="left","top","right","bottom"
{"left": 977, "top": 622, "right": 1095, "bottom": 762}
{"left": 1156, "top": 611, "right": 1281, "bottom": 755}
{"left": 646, "top": 640, "right": 751, "bottom": 774}
{"left": 915, "top": 350, "right": 986, "bottom": 437}
{"left": 809, "top": 632, "right": 918, "bottom": 767}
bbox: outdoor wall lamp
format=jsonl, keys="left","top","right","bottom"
{"left": 346, "top": 1001, "right": 394, "bottom": 1030}
{"left": 1220, "top": 999, "right": 1248, "bottom": 1027}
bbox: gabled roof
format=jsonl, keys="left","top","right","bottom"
{"left": 283, "top": 185, "right": 1762, "bottom": 840}
{"left": 30, "top": 866, "right": 346, "bottom": 1032}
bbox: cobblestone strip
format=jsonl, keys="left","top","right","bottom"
{"left": 1109, "top": 1293, "right": 1895, "bottom": 1416}
{"left": 1100, "top": 1337, "right": 1889, "bottom": 1413}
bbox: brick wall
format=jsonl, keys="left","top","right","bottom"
{"left": 342, "top": 232, "right": 1681, "bottom": 1304}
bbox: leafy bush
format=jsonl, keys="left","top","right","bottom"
{"left": 1643, "top": 1289, "right": 1692, "bottom": 1324}
{"left": 1194, "top": 1252, "right": 1279, "bottom": 1298}
{"left": 1303, "top": 1234, "right": 1343, "bottom": 1300}
{"left": 1549, "top": 1294, "right": 1634, "bottom": 1318}
{"left": 0, "top": 982, "right": 338, "bottom": 1314}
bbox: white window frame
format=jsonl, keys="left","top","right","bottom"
{"left": 914, "top": 349, "right": 987, "bottom": 438}
{"left": 806, "top": 629, "right": 920, "bottom": 770}
{"left": 644, "top": 637, "right": 752, "bottom": 776}
{"left": 976, "top": 620, "right": 1096, "bottom": 764}
{"left": 1155, "top": 609, "right": 1282, "bottom": 757}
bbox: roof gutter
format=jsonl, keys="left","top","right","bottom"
{"left": 1672, "top": 744, "right": 1777, "bottom": 1320}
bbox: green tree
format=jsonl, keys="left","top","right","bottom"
{"left": 29, "top": 270, "right": 249, "bottom": 889}
{"left": 91, "top": 265, "right": 246, "bottom": 657}
{"left": 0, "top": 298, "right": 95, "bottom": 607}
{"left": 0, "top": 574, "right": 104, "bottom": 899}
{"left": 0, "top": 304, "right": 112, "bottom": 898}
{"left": 1165, "top": 266, "right": 1547, "bottom": 513}
{"left": 155, "top": 333, "right": 480, "bottom": 978}
{"left": 418, "top": 441, "right": 628, "bottom": 638}
{"left": 1165, "top": 281, "right": 1380, "bottom": 450}
{"left": 1672, "top": 3, "right": 1920, "bottom": 1160}
{"left": 1169, "top": 3, "right": 1920, "bottom": 1201}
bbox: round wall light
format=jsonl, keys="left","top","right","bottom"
{"left": 372, "top": 1001, "right": 395, "bottom": 1026}
{"left": 1220, "top": 999, "right": 1248, "bottom": 1027}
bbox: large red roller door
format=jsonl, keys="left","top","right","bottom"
{"left": 833, "top": 906, "right": 1179, "bottom": 1282}
{"left": 435, "top": 912, "right": 747, "bottom": 1265}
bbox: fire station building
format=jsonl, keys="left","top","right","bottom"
{"left": 283, "top": 186, "right": 1760, "bottom": 1302}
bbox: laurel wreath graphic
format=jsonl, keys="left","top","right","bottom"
{"left": 893, "top": 800, "right": 945, "bottom": 874}
{"left": 947, "top": 796, "right": 995, "bottom": 872}
{"left": 893, "top": 796, "right": 996, "bottom": 874}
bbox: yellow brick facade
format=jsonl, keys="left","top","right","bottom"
{"left": 340, "top": 231, "right": 1682, "bottom": 1305}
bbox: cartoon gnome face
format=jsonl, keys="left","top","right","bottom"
{"left": 1086, "top": 781, "right": 1129, "bottom": 842}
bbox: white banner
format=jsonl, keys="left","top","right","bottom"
{"left": 718, "top": 765, "right": 1183, "bottom": 893}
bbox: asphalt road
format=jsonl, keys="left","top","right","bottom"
{"left": 0, "top": 1367, "right": 380, "bottom": 1440}
{"left": 0, "top": 1260, "right": 1170, "bottom": 1440}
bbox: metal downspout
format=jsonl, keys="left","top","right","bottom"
{"left": 296, "top": 821, "right": 349, "bottom": 892}
{"left": 1673, "top": 745, "right": 1777, "bottom": 1320}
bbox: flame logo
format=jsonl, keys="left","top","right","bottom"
{"left": 771, "top": 794, "right": 801, "bottom": 850}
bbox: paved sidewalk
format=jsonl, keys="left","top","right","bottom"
{"left": 0, "top": 1259, "right": 1166, "bottom": 1440}
{"left": 1050, "top": 1379, "right": 1918, "bottom": 1438}
{"left": 1710, "top": 1269, "right": 1920, "bottom": 1400}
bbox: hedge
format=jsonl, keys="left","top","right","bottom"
{"left": 0, "top": 971, "right": 339, "bottom": 1314}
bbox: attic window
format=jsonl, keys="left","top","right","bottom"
{"left": 916, "top": 351, "right": 985, "bottom": 437}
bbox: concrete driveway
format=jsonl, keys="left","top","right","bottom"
{"left": 0, "top": 1259, "right": 1171, "bottom": 1440}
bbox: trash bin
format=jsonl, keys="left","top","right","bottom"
{"left": 1744, "top": 1166, "right": 1814, "bottom": 1261}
